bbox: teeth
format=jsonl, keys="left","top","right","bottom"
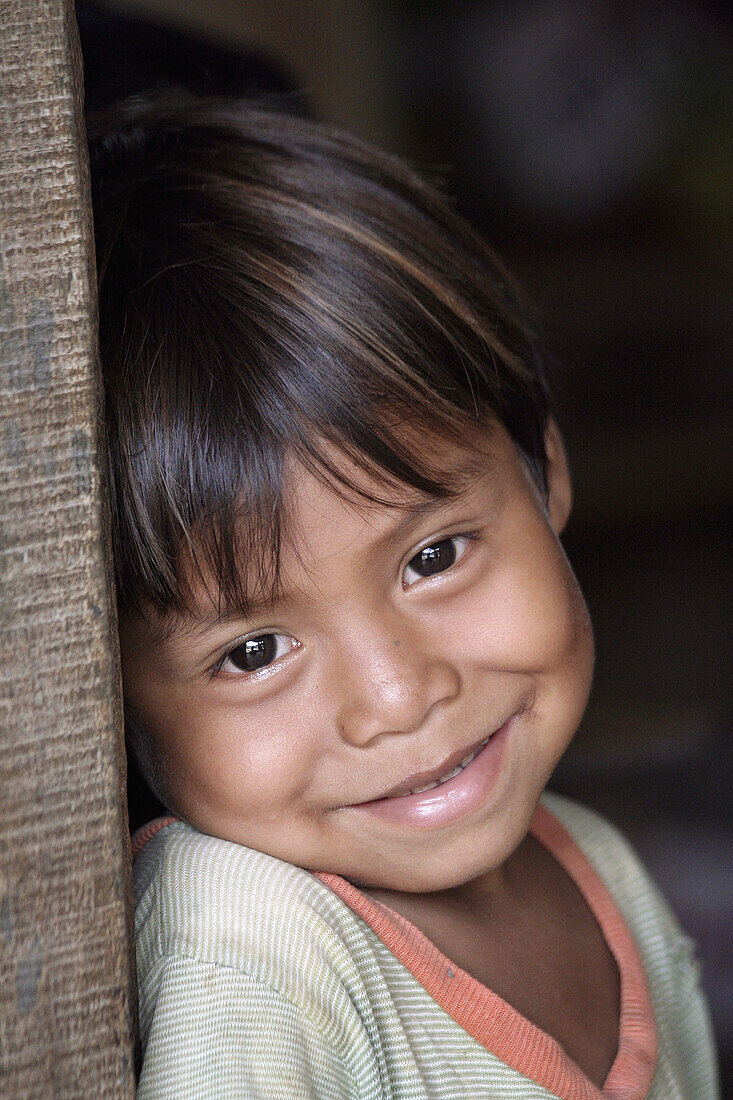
{"left": 405, "top": 735, "right": 492, "bottom": 796}
{"left": 410, "top": 779, "right": 440, "bottom": 794}
{"left": 439, "top": 764, "right": 463, "bottom": 783}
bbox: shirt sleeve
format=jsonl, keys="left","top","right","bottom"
{"left": 136, "top": 952, "right": 370, "bottom": 1100}
{"left": 667, "top": 932, "right": 721, "bottom": 1100}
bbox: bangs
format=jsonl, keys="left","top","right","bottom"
{"left": 149, "top": 427, "right": 495, "bottom": 645}
{"left": 110, "top": 364, "right": 494, "bottom": 630}
{"left": 92, "top": 99, "right": 551, "bottom": 624}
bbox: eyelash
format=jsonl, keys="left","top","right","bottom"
{"left": 211, "top": 532, "right": 479, "bottom": 679}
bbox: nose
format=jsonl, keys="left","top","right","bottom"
{"left": 333, "top": 618, "right": 461, "bottom": 747}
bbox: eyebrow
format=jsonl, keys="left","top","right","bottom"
{"left": 157, "top": 591, "right": 284, "bottom": 645}
{"left": 161, "top": 449, "right": 495, "bottom": 643}
{"left": 368, "top": 487, "right": 469, "bottom": 550}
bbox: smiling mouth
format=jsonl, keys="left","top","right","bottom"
{"left": 367, "top": 731, "right": 497, "bottom": 803}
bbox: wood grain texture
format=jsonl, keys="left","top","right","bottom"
{"left": 0, "top": 1, "right": 137, "bottom": 1095}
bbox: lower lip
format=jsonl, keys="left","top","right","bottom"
{"left": 349, "top": 716, "right": 514, "bottom": 829}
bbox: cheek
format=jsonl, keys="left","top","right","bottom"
{"left": 166, "top": 693, "right": 321, "bottom": 816}
{"left": 468, "top": 522, "right": 593, "bottom": 675}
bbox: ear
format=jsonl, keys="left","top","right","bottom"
{"left": 544, "top": 417, "right": 572, "bottom": 535}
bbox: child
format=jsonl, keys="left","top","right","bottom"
{"left": 88, "top": 97, "right": 719, "bottom": 1099}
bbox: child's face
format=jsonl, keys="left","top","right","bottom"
{"left": 120, "top": 420, "right": 593, "bottom": 893}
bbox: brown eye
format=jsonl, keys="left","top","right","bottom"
{"left": 403, "top": 535, "right": 472, "bottom": 587}
{"left": 411, "top": 539, "right": 456, "bottom": 576}
{"left": 225, "top": 634, "right": 281, "bottom": 673}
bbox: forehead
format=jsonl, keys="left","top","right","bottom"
{"left": 147, "top": 423, "right": 511, "bottom": 642}
{"left": 287, "top": 430, "right": 496, "bottom": 526}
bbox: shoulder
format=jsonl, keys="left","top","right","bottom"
{"left": 134, "top": 819, "right": 366, "bottom": 985}
{"left": 132, "top": 823, "right": 388, "bottom": 1096}
{"left": 133, "top": 821, "right": 386, "bottom": 1074}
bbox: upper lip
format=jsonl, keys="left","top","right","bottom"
{"left": 362, "top": 728, "right": 500, "bottom": 803}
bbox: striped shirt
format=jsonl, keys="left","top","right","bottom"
{"left": 132, "top": 792, "right": 719, "bottom": 1098}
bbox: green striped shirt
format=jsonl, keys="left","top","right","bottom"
{"left": 133, "top": 792, "right": 719, "bottom": 1098}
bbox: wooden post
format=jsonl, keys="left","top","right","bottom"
{"left": 0, "top": 1, "right": 137, "bottom": 1096}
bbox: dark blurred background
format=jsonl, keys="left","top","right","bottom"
{"left": 77, "top": 0, "right": 732, "bottom": 1091}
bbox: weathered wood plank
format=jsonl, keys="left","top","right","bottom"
{"left": 0, "top": 2, "right": 137, "bottom": 1096}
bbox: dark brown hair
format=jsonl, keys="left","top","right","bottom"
{"left": 88, "top": 96, "right": 552, "bottom": 627}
